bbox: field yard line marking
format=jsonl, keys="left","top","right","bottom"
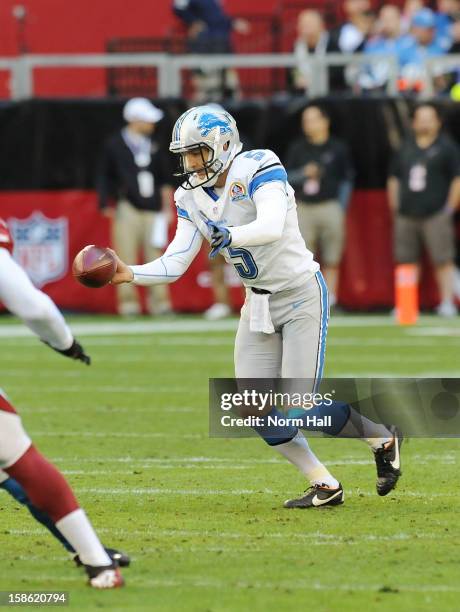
{"left": 60, "top": 470, "right": 144, "bottom": 475}
{"left": 0, "top": 370, "right": 82, "bottom": 378}
{"left": 0, "top": 336, "right": 455, "bottom": 348}
{"left": 0, "top": 315, "right": 457, "bottom": 339}
{"left": 144, "top": 528, "right": 450, "bottom": 543}
{"left": 30, "top": 431, "right": 203, "bottom": 439}
{"left": 130, "top": 579, "right": 460, "bottom": 593}
{"left": 0, "top": 320, "right": 238, "bottom": 338}
{"left": 30, "top": 428, "right": 460, "bottom": 447}
{"left": 5, "top": 576, "right": 459, "bottom": 593}
{"left": 156, "top": 337, "right": 235, "bottom": 346}
{"left": 328, "top": 338, "right": 459, "bottom": 346}
{"left": 2, "top": 568, "right": 458, "bottom": 593}
{"left": 19, "top": 406, "right": 198, "bottom": 414}
{"left": 69, "top": 486, "right": 458, "bottom": 498}
{"left": 4, "top": 527, "right": 454, "bottom": 545}
{"left": 74, "top": 487, "right": 276, "bottom": 494}
{"left": 331, "top": 354, "right": 443, "bottom": 363}
{"left": 46, "top": 453, "right": 458, "bottom": 464}
{"left": 5, "top": 385, "right": 197, "bottom": 393}
{"left": 10, "top": 459, "right": 452, "bottom": 472}
{"left": 52, "top": 458, "right": 452, "bottom": 471}
{"left": 3, "top": 454, "right": 454, "bottom": 475}
{"left": 407, "top": 327, "right": 460, "bottom": 337}
{"left": 0, "top": 355, "right": 230, "bottom": 364}
{"left": 329, "top": 371, "right": 460, "bottom": 377}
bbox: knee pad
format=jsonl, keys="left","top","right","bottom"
{"left": 289, "top": 401, "right": 350, "bottom": 436}
{"left": 251, "top": 408, "right": 299, "bottom": 446}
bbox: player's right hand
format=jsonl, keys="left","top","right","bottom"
{"left": 106, "top": 249, "right": 134, "bottom": 284}
{"left": 44, "top": 339, "right": 91, "bottom": 365}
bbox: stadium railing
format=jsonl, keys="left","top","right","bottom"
{"left": 1, "top": 52, "right": 459, "bottom": 100}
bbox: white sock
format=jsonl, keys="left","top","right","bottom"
{"left": 365, "top": 437, "right": 393, "bottom": 451}
{"left": 273, "top": 431, "right": 339, "bottom": 488}
{"left": 56, "top": 509, "right": 111, "bottom": 567}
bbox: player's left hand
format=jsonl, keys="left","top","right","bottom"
{"left": 200, "top": 212, "right": 232, "bottom": 258}
{"left": 44, "top": 339, "right": 91, "bottom": 365}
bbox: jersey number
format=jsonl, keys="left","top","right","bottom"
{"left": 244, "top": 150, "right": 266, "bottom": 161}
{"left": 228, "top": 247, "right": 258, "bottom": 279}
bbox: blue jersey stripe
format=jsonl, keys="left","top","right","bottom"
{"left": 176, "top": 205, "right": 191, "bottom": 220}
{"left": 248, "top": 167, "right": 287, "bottom": 199}
{"left": 203, "top": 186, "right": 219, "bottom": 201}
{"left": 313, "top": 271, "right": 329, "bottom": 393}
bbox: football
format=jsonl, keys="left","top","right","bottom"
{"left": 72, "top": 245, "right": 117, "bottom": 288}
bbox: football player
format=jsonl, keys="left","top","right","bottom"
{"left": 0, "top": 388, "right": 124, "bottom": 588}
{"left": 0, "top": 218, "right": 90, "bottom": 364}
{"left": 0, "top": 218, "right": 130, "bottom": 568}
{"left": 109, "top": 106, "right": 403, "bottom": 508}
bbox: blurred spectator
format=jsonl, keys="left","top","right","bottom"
{"left": 387, "top": 104, "right": 460, "bottom": 317}
{"left": 328, "top": 0, "right": 376, "bottom": 90}
{"left": 435, "top": 0, "right": 460, "bottom": 50}
{"left": 359, "top": 5, "right": 406, "bottom": 90}
{"left": 397, "top": 8, "right": 446, "bottom": 93}
{"left": 173, "top": 0, "right": 250, "bottom": 101}
{"left": 401, "top": 0, "right": 426, "bottom": 33}
{"left": 449, "top": 14, "right": 460, "bottom": 52}
{"left": 292, "top": 10, "right": 330, "bottom": 94}
{"left": 285, "top": 105, "right": 354, "bottom": 308}
{"left": 173, "top": 0, "right": 249, "bottom": 52}
{"left": 329, "top": 0, "right": 374, "bottom": 52}
{"left": 97, "top": 98, "right": 173, "bottom": 317}
{"left": 444, "top": 15, "right": 460, "bottom": 94}
{"left": 366, "top": 5, "right": 404, "bottom": 53}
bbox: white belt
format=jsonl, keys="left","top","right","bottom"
{"left": 249, "top": 289, "right": 275, "bottom": 334}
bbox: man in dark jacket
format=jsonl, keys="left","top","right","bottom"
{"left": 173, "top": 0, "right": 249, "bottom": 100}
{"left": 285, "top": 105, "right": 354, "bottom": 308}
{"left": 97, "top": 98, "right": 173, "bottom": 316}
{"left": 387, "top": 103, "right": 460, "bottom": 317}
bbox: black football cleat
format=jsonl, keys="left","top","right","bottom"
{"left": 374, "top": 425, "right": 403, "bottom": 496}
{"left": 74, "top": 547, "right": 130, "bottom": 568}
{"left": 84, "top": 562, "right": 124, "bottom": 589}
{"left": 284, "top": 483, "right": 344, "bottom": 509}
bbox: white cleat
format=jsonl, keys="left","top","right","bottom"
{"left": 87, "top": 566, "right": 124, "bottom": 589}
{"left": 204, "top": 302, "right": 232, "bottom": 320}
{"left": 436, "top": 301, "right": 458, "bottom": 317}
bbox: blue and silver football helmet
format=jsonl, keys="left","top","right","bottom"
{"left": 170, "top": 105, "right": 242, "bottom": 189}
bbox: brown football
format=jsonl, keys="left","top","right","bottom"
{"left": 72, "top": 245, "right": 117, "bottom": 288}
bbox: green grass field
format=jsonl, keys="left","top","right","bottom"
{"left": 0, "top": 314, "right": 459, "bottom": 612}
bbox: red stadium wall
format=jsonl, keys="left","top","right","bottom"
{"left": 0, "top": 0, "right": 279, "bottom": 55}
{"left": 0, "top": 0, "right": 281, "bottom": 98}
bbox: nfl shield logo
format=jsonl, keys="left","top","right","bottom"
{"left": 9, "top": 212, "right": 68, "bottom": 288}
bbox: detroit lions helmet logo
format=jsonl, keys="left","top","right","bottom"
{"left": 198, "top": 113, "right": 233, "bottom": 137}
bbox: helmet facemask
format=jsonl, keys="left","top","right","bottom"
{"left": 172, "top": 142, "right": 225, "bottom": 190}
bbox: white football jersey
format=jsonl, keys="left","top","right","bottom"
{"left": 174, "top": 149, "right": 319, "bottom": 293}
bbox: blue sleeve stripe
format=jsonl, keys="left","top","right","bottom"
{"left": 248, "top": 167, "right": 287, "bottom": 199}
{"left": 176, "top": 205, "right": 191, "bottom": 220}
